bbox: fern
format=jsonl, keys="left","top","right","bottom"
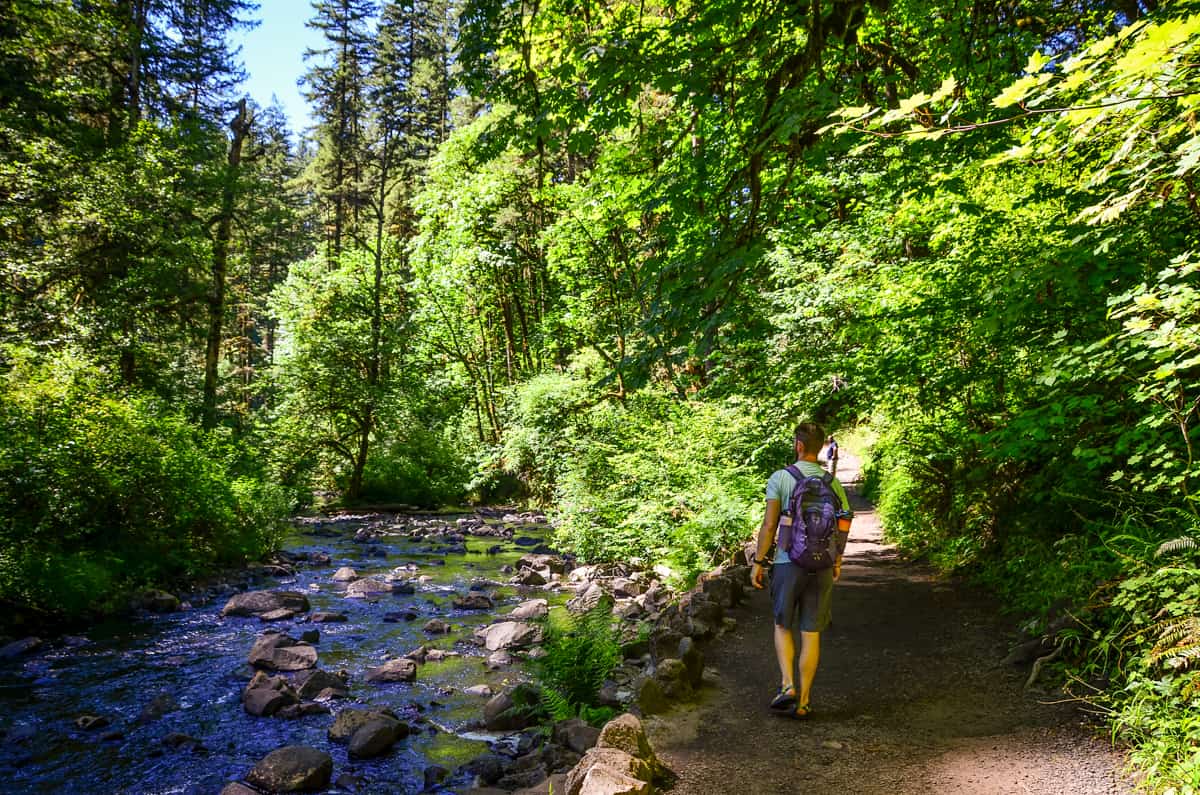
{"left": 539, "top": 685, "right": 574, "bottom": 722}
{"left": 1148, "top": 616, "right": 1200, "bottom": 670}
{"left": 1154, "top": 536, "right": 1198, "bottom": 558}
{"left": 532, "top": 603, "right": 622, "bottom": 723}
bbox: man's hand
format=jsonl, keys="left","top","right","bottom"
{"left": 751, "top": 562, "right": 766, "bottom": 589}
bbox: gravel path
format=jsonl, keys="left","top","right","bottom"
{"left": 647, "top": 453, "right": 1135, "bottom": 794}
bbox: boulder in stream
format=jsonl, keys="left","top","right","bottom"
{"left": 474, "top": 621, "right": 543, "bottom": 651}
{"left": 331, "top": 566, "right": 359, "bottom": 582}
{"left": 295, "top": 669, "right": 349, "bottom": 700}
{"left": 221, "top": 591, "right": 310, "bottom": 618}
{"left": 140, "top": 589, "right": 181, "bottom": 613}
{"left": 245, "top": 745, "right": 333, "bottom": 792}
{"left": 345, "top": 577, "right": 400, "bottom": 598}
{"left": 348, "top": 717, "right": 406, "bottom": 759}
{"left": 309, "top": 611, "right": 348, "bottom": 623}
{"left": 247, "top": 632, "right": 318, "bottom": 671}
{"left": 365, "top": 657, "right": 417, "bottom": 683}
{"left": 452, "top": 593, "right": 494, "bottom": 611}
{"left": 508, "top": 598, "right": 549, "bottom": 620}
{"left": 243, "top": 671, "right": 301, "bottom": 717}
{"left": 328, "top": 707, "right": 407, "bottom": 743}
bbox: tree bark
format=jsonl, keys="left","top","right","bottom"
{"left": 203, "top": 99, "right": 251, "bottom": 429}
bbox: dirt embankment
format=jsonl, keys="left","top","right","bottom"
{"left": 647, "top": 453, "right": 1134, "bottom": 795}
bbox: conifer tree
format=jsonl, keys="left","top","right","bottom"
{"left": 301, "top": 0, "right": 376, "bottom": 263}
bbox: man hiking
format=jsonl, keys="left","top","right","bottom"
{"left": 749, "top": 422, "right": 852, "bottom": 719}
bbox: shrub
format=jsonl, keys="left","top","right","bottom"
{"left": 552, "top": 390, "right": 769, "bottom": 583}
{"left": 356, "top": 424, "right": 470, "bottom": 507}
{"left": 0, "top": 350, "right": 289, "bottom": 621}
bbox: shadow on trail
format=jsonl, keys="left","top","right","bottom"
{"left": 648, "top": 475, "right": 1132, "bottom": 795}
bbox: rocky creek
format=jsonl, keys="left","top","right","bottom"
{"left": 0, "top": 508, "right": 589, "bottom": 794}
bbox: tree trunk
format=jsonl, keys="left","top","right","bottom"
{"left": 203, "top": 99, "right": 251, "bottom": 429}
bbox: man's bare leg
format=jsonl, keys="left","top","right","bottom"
{"left": 773, "top": 623, "right": 796, "bottom": 691}
{"left": 797, "top": 630, "right": 821, "bottom": 707}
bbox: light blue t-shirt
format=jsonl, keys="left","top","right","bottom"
{"left": 766, "top": 461, "right": 852, "bottom": 565}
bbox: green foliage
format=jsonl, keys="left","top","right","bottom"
{"left": 357, "top": 425, "right": 469, "bottom": 507}
{"left": 0, "top": 349, "right": 288, "bottom": 620}
{"left": 552, "top": 391, "right": 773, "bottom": 582}
{"left": 532, "top": 604, "right": 623, "bottom": 724}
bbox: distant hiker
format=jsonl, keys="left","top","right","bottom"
{"left": 825, "top": 435, "right": 839, "bottom": 476}
{"left": 749, "top": 422, "right": 853, "bottom": 719}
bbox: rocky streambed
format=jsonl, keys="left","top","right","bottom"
{"left": 0, "top": 509, "right": 748, "bottom": 794}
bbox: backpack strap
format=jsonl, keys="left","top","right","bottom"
{"left": 781, "top": 465, "right": 808, "bottom": 519}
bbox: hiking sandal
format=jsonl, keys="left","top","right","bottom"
{"left": 768, "top": 686, "right": 797, "bottom": 711}
{"left": 790, "top": 703, "right": 812, "bottom": 720}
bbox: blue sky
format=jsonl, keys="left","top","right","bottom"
{"left": 231, "top": 0, "right": 323, "bottom": 134}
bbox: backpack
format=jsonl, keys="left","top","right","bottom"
{"left": 777, "top": 465, "right": 840, "bottom": 572}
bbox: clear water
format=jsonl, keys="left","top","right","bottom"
{"left": 0, "top": 513, "right": 565, "bottom": 794}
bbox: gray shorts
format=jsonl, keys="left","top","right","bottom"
{"left": 770, "top": 562, "right": 834, "bottom": 632}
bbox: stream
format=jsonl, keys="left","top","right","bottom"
{"left": 0, "top": 508, "right": 569, "bottom": 794}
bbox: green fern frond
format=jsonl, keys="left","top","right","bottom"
{"left": 539, "top": 686, "right": 575, "bottom": 722}
{"left": 1149, "top": 616, "right": 1200, "bottom": 670}
{"left": 1154, "top": 536, "right": 1198, "bottom": 558}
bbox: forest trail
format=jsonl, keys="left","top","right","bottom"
{"left": 647, "top": 452, "right": 1135, "bottom": 794}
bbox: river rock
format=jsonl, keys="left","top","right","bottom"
{"left": 259, "top": 608, "right": 299, "bottom": 622}
{"left": 453, "top": 593, "right": 494, "bottom": 610}
{"left": 278, "top": 702, "right": 331, "bottom": 720}
{"left": 512, "top": 568, "right": 548, "bottom": 586}
{"left": 509, "top": 599, "right": 549, "bottom": 620}
{"left": 243, "top": 686, "right": 296, "bottom": 718}
{"left": 485, "top": 650, "right": 513, "bottom": 669}
{"left": 678, "top": 637, "right": 704, "bottom": 688}
{"left": 475, "top": 621, "right": 543, "bottom": 651}
{"left": 243, "top": 672, "right": 300, "bottom": 717}
{"left": 483, "top": 684, "right": 542, "bottom": 731}
{"left": 295, "top": 669, "right": 349, "bottom": 699}
{"left": 141, "top": 589, "right": 181, "bottom": 613}
{"left": 596, "top": 713, "right": 662, "bottom": 776}
{"left": 464, "top": 684, "right": 493, "bottom": 697}
{"left": 331, "top": 567, "right": 359, "bottom": 582}
{"left": 220, "top": 783, "right": 260, "bottom": 795}
{"left": 422, "top": 619, "right": 451, "bottom": 638}
{"left": 700, "top": 573, "right": 740, "bottom": 607}
{"left": 634, "top": 676, "right": 669, "bottom": 716}
{"left": 366, "top": 657, "right": 417, "bottom": 683}
{"left": 517, "top": 554, "right": 567, "bottom": 575}
{"left": 0, "top": 637, "right": 42, "bottom": 658}
{"left": 346, "top": 577, "right": 398, "bottom": 598}
{"left": 309, "top": 611, "right": 348, "bottom": 623}
{"left": 652, "top": 658, "right": 693, "bottom": 700}
{"left": 74, "top": 714, "right": 109, "bottom": 731}
{"left": 245, "top": 745, "right": 333, "bottom": 792}
{"left": 247, "top": 632, "right": 318, "bottom": 671}
{"left": 554, "top": 718, "right": 601, "bottom": 755}
{"left": 328, "top": 708, "right": 407, "bottom": 743}
{"left": 567, "top": 583, "right": 608, "bottom": 614}
{"left": 565, "top": 746, "right": 653, "bottom": 795}
{"left": 222, "top": 591, "right": 310, "bottom": 618}
{"left": 348, "top": 717, "right": 405, "bottom": 759}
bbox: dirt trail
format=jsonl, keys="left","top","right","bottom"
{"left": 648, "top": 452, "right": 1134, "bottom": 794}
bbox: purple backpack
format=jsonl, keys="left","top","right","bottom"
{"left": 777, "top": 466, "right": 839, "bottom": 572}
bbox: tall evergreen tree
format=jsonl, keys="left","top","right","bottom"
{"left": 301, "top": 0, "right": 375, "bottom": 263}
